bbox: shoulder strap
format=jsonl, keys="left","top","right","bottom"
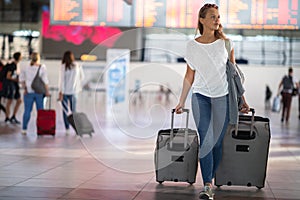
{"left": 35, "top": 65, "right": 42, "bottom": 77}
{"left": 225, "top": 39, "right": 231, "bottom": 58}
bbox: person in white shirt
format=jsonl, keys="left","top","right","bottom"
{"left": 174, "top": 3, "right": 249, "bottom": 199}
{"left": 19, "top": 52, "right": 50, "bottom": 135}
{"left": 58, "top": 51, "right": 84, "bottom": 134}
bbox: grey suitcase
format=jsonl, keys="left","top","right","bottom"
{"left": 215, "top": 108, "right": 270, "bottom": 189}
{"left": 67, "top": 112, "right": 94, "bottom": 137}
{"left": 155, "top": 109, "right": 199, "bottom": 184}
{"left": 272, "top": 95, "right": 281, "bottom": 112}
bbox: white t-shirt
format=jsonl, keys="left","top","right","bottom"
{"left": 59, "top": 62, "right": 84, "bottom": 95}
{"left": 184, "top": 39, "right": 230, "bottom": 98}
{"left": 19, "top": 64, "right": 49, "bottom": 93}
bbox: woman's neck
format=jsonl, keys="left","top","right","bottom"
{"left": 201, "top": 31, "right": 216, "bottom": 43}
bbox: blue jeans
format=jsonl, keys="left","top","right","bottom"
{"left": 191, "top": 93, "right": 229, "bottom": 184}
{"left": 22, "top": 93, "right": 44, "bottom": 130}
{"left": 62, "top": 94, "right": 76, "bottom": 129}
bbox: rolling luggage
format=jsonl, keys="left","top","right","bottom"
{"left": 67, "top": 112, "right": 94, "bottom": 137}
{"left": 37, "top": 96, "right": 56, "bottom": 137}
{"left": 215, "top": 108, "right": 270, "bottom": 189}
{"left": 155, "top": 109, "right": 199, "bottom": 184}
{"left": 272, "top": 95, "right": 281, "bottom": 112}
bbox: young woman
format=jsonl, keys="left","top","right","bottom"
{"left": 58, "top": 51, "right": 84, "bottom": 134}
{"left": 19, "top": 52, "right": 50, "bottom": 135}
{"left": 175, "top": 3, "right": 249, "bottom": 199}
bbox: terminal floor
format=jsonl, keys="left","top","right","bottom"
{"left": 0, "top": 93, "right": 299, "bottom": 200}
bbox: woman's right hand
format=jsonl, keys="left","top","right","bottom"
{"left": 45, "top": 91, "right": 51, "bottom": 97}
{"left": 58, "top": 92, "right": 63, "bottom": 101}
{"left": 175, "top": 103, "right": 184, "bottom": 114}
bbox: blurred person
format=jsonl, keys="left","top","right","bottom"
{"left": 157, "top": 85, "right": 164, "bottom": 103}
{"left": 3, "top": 52, "right": 22, "bottom": 124}
{"left": 19, "top": 52, "right": 50, "bottom": 135}
{"left": 265, "top": 85, "right": 272, "bottom": 110}
{"left": 278, "top": 67, "right": 298, "bottom": 123}
{"left": 0, "top": 60, "right": 6, "bottom": 116}
{"left": 174, "top": 3, "right": 249, "bottom": 200}
{"left": 298, "top": 81, "right": 300, "bottom": 119}
{"left": 58, "top": 51, "right": 84, "bottom": 134}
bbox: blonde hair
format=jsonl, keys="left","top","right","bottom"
{"left": 196, "top": 3, "right": 226, "bottom": 40}
{"left": 30, "top": 52, "right": 40, "bottom": 66}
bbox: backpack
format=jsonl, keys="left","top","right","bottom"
{"left": 0, "top": 63, "right": 14, "bottom": 92}
{"left": 0, "top": 64, "right": 5, "bottom": 91}
{"left": 0, "top": 62, "right": 13, "bottom": 82}
{"left": 282, "top": 75, "right": 294, "bottom": 90}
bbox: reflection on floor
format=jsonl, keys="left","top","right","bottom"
{"left": 0, "top": 91, "right": 299, "bottom": 200}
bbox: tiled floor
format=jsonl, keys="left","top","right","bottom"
{"left": 0, "top": 91, "right": 299, "bottom": 200}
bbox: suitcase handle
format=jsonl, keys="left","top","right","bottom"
{"left": 170, "top": 109, "right": 189, "bottom": 149}
{"left": 235, "top": 108, "right": 255, "bottom": 136}
{"left": 44, "top": 95, "right": 52, "bottom": 110}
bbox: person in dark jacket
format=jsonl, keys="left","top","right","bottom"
{"left": 278, "top": 67, "right": 298, "bottom": 123}
{"left": 3, "top": 52, "right": 22, "bottom": 124}
{"left": 0, "top": 60, "right": 6, "bottom": 117}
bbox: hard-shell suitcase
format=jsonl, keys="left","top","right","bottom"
{"left": 67, "top": 112, "right": 94, "bottom": 137}
{"left": 155, "top": 109, "right": 199, "bottom": 184}
{"left": 215, "top": 109, "right": 270, "bottom": 189}
{"left": 37, "top": 96, "right": 56, "bottom": 136}
{"left": 272, "top": 95, "right": 281, "bottom": 112}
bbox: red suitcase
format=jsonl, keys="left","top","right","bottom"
{"left": 37, "top": 96, "right": 56, "bottom": 136}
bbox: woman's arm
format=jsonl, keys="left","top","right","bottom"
{"left": 58, "top": 65, "right": 65, "bottom": 101}
{"left": 175, "top": 65, "right": 195, "bottom": 114}
{"left": 230, "top": 48, "right": 236, "bottom": 64}
{"left": 230, "top": 42, "right": 249, "bottom": 113}
{"left": 240, "top": 95, "right": 250, "bottom": 113}
{"left": 41, "top": 65, "right": 50, "bottom": 96}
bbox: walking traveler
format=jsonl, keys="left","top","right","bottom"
{"left": 3, "top": 52, "right": 22, "bottom": 124}
{"left": 278, "top": 67, "right": 298, "bottom": 124}
{"left": 19, "top": 52, "right": 50, "bottom": 135}
{"left": 58, "top": 51, "right": 84, "bottom": 134}
{"left": 174, "top": 3, "right": 249, "bottom": 199}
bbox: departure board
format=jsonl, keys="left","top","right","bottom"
{"left": 133, "top": 0, "right": 201, "bottom": 27}
{"left": 51, "top": 0, "right": 132, "bottom": 26}
{"left": 219, "top": 0, "right": 299, "bottom": 29}
{"left": 50, "top": 0, "right": 300, "bottom": 29}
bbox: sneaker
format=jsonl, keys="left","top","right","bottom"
{"left": 199, "top": 185, "right": 214, "bottom": 200}
{"left": 5, "top": 117, "right": 10, "bottom": 124}
{"left": 21, "top": 130, "right": 27, "bottom": 135}
{"left": 65, "top": 129, "right": 70, "bottom": 135}
{"left": 10, "top": 117, "right": 20, "bottom": 124}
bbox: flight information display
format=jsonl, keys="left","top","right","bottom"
{"left": 219, "top": 0, "right": 299, "bottom": 29}
{"left": 50, "top": 0, "right": 300, "bottom": 29}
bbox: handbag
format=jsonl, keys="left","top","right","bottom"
{"left": 31, "top": 65, "right": 46, "bottom": 94}
{"left": 292, "top": 88, "right": 298, "bottom": 96}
